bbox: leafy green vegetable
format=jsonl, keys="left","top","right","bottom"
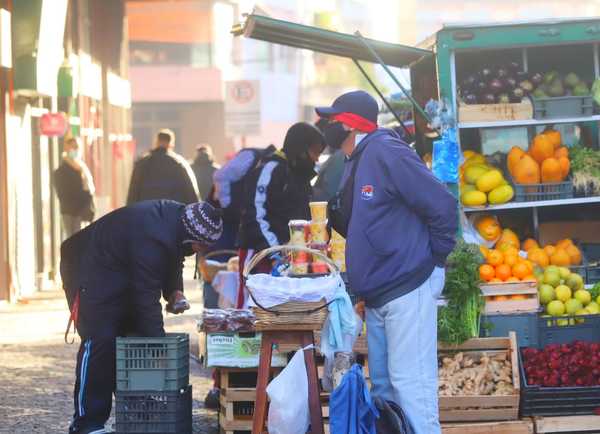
{"left": 438, "top": 240, "right": 485, "bottom": 345}
{"left": 590, "top": 282, "right": 600, "bottom": 301}
{"left": 570, "top": 146, "right": 600, "bottom": 195}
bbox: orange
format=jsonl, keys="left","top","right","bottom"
{"left": 496, "top": 264, "right": 512, "bottom": 281}
{"left": 479, "top": 244, "right": 490, "bottom": 259}
{"left": 523, "top": 275, "right": 537, "bottom": 282}
{"left": 498, "top": 245, "right": 519, "bottom": 257}
{"left": 543, "top": 129, "right": 562, "bottom": 149}
{"left": 566, "top": 244, "right": 582, "bottom": 265}
{"left": 522, "top": 238, "right": 539, "bottom": 252}
{"left": 556, "top": 239, "right": 574, "bottom": 250}
{"left": 487, "top": 250, "right": 504, "bottom": 267}
{"left": 554, "top": 146, "right": 569, "bottom": 159}
{"left": 494, "top": 295, "right": 509, "bottom": 301}
{"left": 523, "top": 260, "right": 535, "bottom": 274}
{"left": 506, "top": 277, "right": 520, "bottom": 283}
{"left": 513, "top": 154, "right": 541, "bottom": 185}
{"left": 479, "top": 264, "right": 495, "bottom": 282}
{"left": 528, "top": 248, "right": 550, "bottom": 268}
{"left": 497, "top": 229, "right": 520, "bottom": 250}
{"left": 541, "top": 158, "right": 563, "bottom": 183}
{"left": 490, "top": 278, "right": 503, "bottom": 284}
{"left": 550, "top": 249, "right": 571, "bottom": 266}
{"left": 507, "top": 146, "right": 526, "bottom": 176}
{"left": 476, "top": 215, "right": 502, "bottom": 242}
{"left": 558, "top": 156, "right": 570, "bottom": 180}
{"left": 511, "top": 294, "right": 528, "bottom": 300}
{"left": 504, "top": 254, "right": 519, "bottom": 267}
{"left": 512, "top": 263, "right": 530, "bottom": 280}
{"left": 530, "top": 134, "right": 555, "bottom": 165}
{"left": 543, "top": 245, "right": 557, "bottom": 257}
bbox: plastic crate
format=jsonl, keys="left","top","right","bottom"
{"left": 581, "top": 243, "right": 600, "bottom": 284}
{"left": 481, "top": 312, "right": 539, "bottom": 347}
{"left": 510, "top": 174, "right": 573, "bottom": 202}
{"left": 115, "top": 385, "right": 192, "bottom": 434}
{"left": 538, "top": 314, "right": 600, "bottom": 347}
{"left": 532, "top": 95, "right": 594, "bottom": 120}
{"left": 518, "top": 348, "right": 600, "bottom": 417}
{"left": 116, "top": 333, "right": 189, "bottom": 391}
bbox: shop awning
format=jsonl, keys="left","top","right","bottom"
{"left": 232, "top": 14, "right": 431, "bottom": 68}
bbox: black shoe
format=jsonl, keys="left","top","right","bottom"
{"left": 71, "top": 428, "right": 113, "bottom": 434}
{"left": 204, "top": 388, "right": 220, "bottom": 409}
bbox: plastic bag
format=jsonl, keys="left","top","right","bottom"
{"left": 432, "top": 127, "right": 459, "bottom": 183}
{"left": 246, "top": 273, "right": 338, "bottom": 308}
{"left": 267, "top": 347, "right": 311, "bottom": 434}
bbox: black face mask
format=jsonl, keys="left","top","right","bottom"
{"left": 324, "top": 122, "right": 351, "bottom": 150}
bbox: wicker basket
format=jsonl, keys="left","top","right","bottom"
{"left": 198, "top": 250, "right": 237, "bottom": 284}
{"left": 243, "top": 245, "right": 339, "bottom": 331}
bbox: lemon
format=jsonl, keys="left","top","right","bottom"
{"left": 574, "top": 289, "right": 592, "bottom": 306}
{"left": 586, "top": 301, "right": 600, "bottom": 314}
{"left": 547, "top": 300, "right": 565, "bottom": 316}
{"left": 555, "top": 285, "right": 572, "bottom": 303}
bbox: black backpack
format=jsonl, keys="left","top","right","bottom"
{"left": 222, "top": 145, "right": 276, "bottom": 224}
{"left": 374, "top": 397, "right": 414, "bottom": 434}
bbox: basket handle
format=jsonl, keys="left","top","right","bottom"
{"left": 242, "top": 245, "right": 339, "bottom": 281}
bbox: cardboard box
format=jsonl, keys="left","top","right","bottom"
{"left": 539, "top": 221, "right": 600, "bottom": 246}
{"left": 204, "top": 332, "right": 287, "bottom": 368}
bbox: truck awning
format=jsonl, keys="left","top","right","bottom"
{"left": 232, "top": 14, "right": 431, "bottom": 68}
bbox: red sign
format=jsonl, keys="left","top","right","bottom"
{"left": 39, "top": 112, "right": 68, "bottom": 136}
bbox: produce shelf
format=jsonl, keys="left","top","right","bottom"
{"left": 463, "top": 196, "right": 600, "bottom": 213}
{"left": 458, "top": 114, "right": 600, "bottom": 129}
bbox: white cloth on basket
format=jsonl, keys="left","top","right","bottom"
{"left": 246, "top": 273, "right": 338, "bottom": 308}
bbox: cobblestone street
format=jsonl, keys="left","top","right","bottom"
{"left": 0, "top": 268, "right": 219, "bottom": 434}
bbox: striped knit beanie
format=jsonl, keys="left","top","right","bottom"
{"left": 182, "top": 202, "right": 223, "bottom": 245}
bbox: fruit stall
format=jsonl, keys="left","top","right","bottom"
{"left": 225, "top": 15, "right": 600, "bottom": 432}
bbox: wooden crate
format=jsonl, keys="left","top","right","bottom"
{"left": 458, "top": 99, "right": 533, "bottom": 123}
{"left": 481, "top": 281, "right": 539, "bottom": 314}
{"left": 438, "top": 334, "right": 520, "bottom": 422}
{"left": 534, "top": 415, "right": 600, "bottom": 433}
{"left": 442, "top": 419, "right": 534, "bottom": 434}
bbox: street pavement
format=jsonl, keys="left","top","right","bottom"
{"left": 0, "top": 262, "right": 219, "bottom": 434}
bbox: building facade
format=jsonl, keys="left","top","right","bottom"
{"left": 0, "top": 0, "right": 132, "bottom": 301}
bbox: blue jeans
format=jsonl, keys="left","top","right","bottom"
{"left": 366, "top": 267, "right": 445, "bottom": 434}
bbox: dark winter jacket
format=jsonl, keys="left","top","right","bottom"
{"left": 238, "top": 151, "right": 313, "bottom": 251}
{"left": 53, "top": 162, "right": 93, "bottom": 217}
{"left": 191, "top": 151, "right": 219, "bottom": 200}
{"left": 313, "top": 149, "right": 345, "bottom": 202}
{"left": 344, "top": 129, "right": 458, "bottom": 308}
{"left": 127, "top": 147, "right": 199, "bottom": 205}
{"left": 60, "top": 200, "right": 188, "bottom": 337}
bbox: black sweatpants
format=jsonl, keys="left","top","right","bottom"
{"left": 69, "top": 290, "right": 164, "bottom": 434}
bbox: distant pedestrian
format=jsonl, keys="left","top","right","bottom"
{"left": 53, "top": 137, "right": 95, "bottom": 240}
{"left": 127, "top": 129, "right": 199, "bottom": 205}
{"left": 191, "top": 144, "right": 220, "bottom": 200}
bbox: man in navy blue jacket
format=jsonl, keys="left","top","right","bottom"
{"left": 317, "top": 91, "right": 458, "bottom": 434}
{"left": 60, "top": 200, "right": 223, "bottom": 434}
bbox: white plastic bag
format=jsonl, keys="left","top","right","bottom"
{"left": 247, "top": 273, "right": 338, "bottom": 308}
{"left": 267, "top": 347, "right": 310, "bottom": 434}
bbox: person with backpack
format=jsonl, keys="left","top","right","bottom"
{"left": 236, "top": 122, "right": 326, "bottom": 307}
{"left": 317, "top": 91, "right": 457, "bottom": 434}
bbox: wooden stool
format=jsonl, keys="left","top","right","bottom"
{"left": 252, "top": 330, "right": 324, "bottom": 434}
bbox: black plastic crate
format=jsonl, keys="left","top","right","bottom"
{"left": 518, "top": 348, "right": 600, "bottom": 417}
{"left": 538, "top": 314, "right": 600, "bottom": 347}
{"left": 115, "top": 385, "right": 192, "bottom": 434}
{"left": 582, "top": 243, "right": 600, "bottom": 284}
{"left": 480, "top": 312, "right": 539, "bottom": 347}
{"left": 116, "top": 333, "right": 189, "bottom": 391}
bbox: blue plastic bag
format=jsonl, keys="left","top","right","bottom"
{"left": 432, "top": 127, "right": 459, "bottom": 183}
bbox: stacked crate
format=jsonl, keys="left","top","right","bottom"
{"left": 115, "top": 333, "right": 192, "bottom": 434}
